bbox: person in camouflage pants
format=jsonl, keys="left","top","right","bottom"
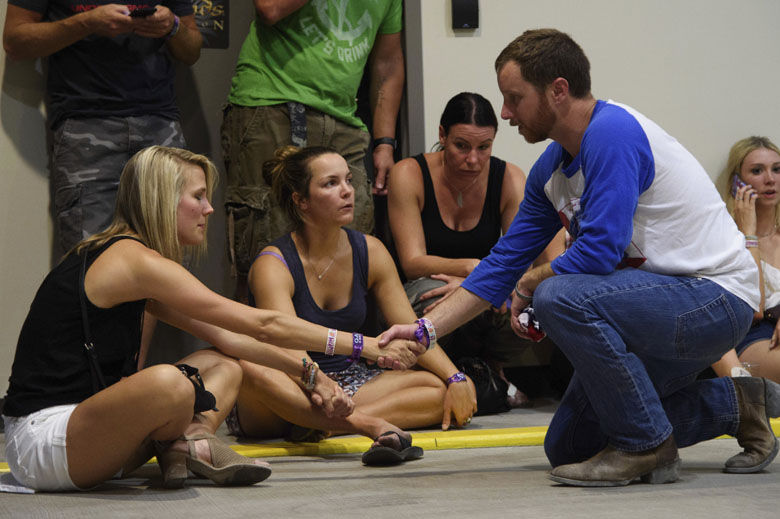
{"left": 52, "top": 116, "right": 186, "bottom": 251}
{"left": 3, "top": 0, "right": 202, "bottom": 253}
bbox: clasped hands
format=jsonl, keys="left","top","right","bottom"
{"left": 89, "top": 4, "right": 177, "bottom": 39}
{"left": 305, "top": 332, "right": 428, "bottom": 418}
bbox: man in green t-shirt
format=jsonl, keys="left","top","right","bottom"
{"left": 221, "top": 0, "right": 405, "bottom": 297}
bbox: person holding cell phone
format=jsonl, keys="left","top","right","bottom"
{"left": 711, "top": 137, "right": 780, "bottom": 383}
{"left": 380, "top": 29, "right": 780, "bottom": 486}
{"left": 3, "top": 0, "right": 202, "bottom": 255}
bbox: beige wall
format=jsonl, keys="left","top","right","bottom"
{"left": 406, "top": 0, "right": 780, "bottom": 189}
{"left": 2, "top": 0, "right": 780, "bottom": 395}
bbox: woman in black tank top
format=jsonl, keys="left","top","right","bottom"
{"left": 238, "top": 146, "right": 478, "bottom": 464}
{"left": 3, "top": 146, "right": 426, "bottom": 491}
{"left": 387, "top": 92, "right": 564, "bottom": 409}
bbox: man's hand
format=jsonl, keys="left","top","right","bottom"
{"left": 509, "top": 287, "right": 533, "bottom": 339}
{"left": 308, "top": 371, "right": 354, "bottom": 418}
{"left": 131, "top": 5, "right": 177, "bottom": 39}
{"left": 441, "top": 376, "right": 478, "bottom": 430}
{"left": 372, "top": 145, "right": 395, "bottom": 195}
{"left": 378, "top": 323, "right": 419, "bottom": 346}
{"left": 375, "top": 337, "right": 426, "bottom": 369}
{"left": 86, "top": 4, "right": 134, "bottom": 38}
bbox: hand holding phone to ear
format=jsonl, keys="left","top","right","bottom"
{"left": 732, "top": 176, "right": 757, "bottom": 236}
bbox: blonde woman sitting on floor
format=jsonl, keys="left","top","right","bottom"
{"left": 2, "top": 146, "right": 423, "bottom": 491}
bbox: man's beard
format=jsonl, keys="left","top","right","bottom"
{"left": 520, "top": 95, "right": 555, "bottom": 144}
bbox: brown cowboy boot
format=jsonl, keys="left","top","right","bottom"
{"left": 548, "top": 435, "right": 680, "bottom": 487}
{"left": 724, "top": 377, "right": 780, "bottom": 473}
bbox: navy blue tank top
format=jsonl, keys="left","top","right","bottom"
{"left": 417, "top": 154, "right": 505, "bottom": 260}
{"left": 263, "top": 229, "right": 369, "bottom": 372}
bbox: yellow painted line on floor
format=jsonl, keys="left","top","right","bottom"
{"left": 2, "top": 419, "right": 780, "bottom": 474}
{"left": 231, "top": 425, "right": 551, "bottom": 458}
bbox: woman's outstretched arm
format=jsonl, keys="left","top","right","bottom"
{"left": 86, "top": 238, "right": 424, "bottom": 368}
{"left": 147, "top": 299, "right": 354, "bottom": 418}
{"left": 365, "top": 235, "right": 477, "bottom": 428}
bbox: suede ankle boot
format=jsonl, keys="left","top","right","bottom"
{"left": 725, "top": 377, "right": 780, "bottom": 473}
{"left": 548, "top": 435, "right": 680, "bottom": 487}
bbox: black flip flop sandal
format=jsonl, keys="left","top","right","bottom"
{"left": 361, "top": 431, "right": 424, "bottom": 466}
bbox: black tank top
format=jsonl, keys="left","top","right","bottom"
{"left": 264, "top": 228, "right": 369, "bottom": 372}
{"left": 4, "top": 236, "right": 146, "bottom": 417}
{"left": 417, "top": 154, "right": 505, "bottom": 260}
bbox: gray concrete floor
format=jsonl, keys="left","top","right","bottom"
{"left": 2, "top": 400, "right": 779, "bottom": 518}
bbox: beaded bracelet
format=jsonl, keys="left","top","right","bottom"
{"left": 325, "top": 328, "right": 337, "bottom": 356}
{"left": 745, "top": 239, "right": 759, "bottom": 248}
{"left": 301, "top": 358, "right": 318, "bottom": 391}
{"left": 513, "top": 285, "right": 533, "bottom": 302}
{"left": 744, "top": 234, "right": 759, "bottom": 240}
{"left": 349, "top": 333, "right": 364, "bottom": 363}
{"left": 414, "top": 318, "right": 437, "bottom": 350}
{"left": 446, "top": 372, "right": 467, "bottom": 386}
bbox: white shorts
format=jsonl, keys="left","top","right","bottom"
{"left": 3, "top": 404, "right": 80, "bottom": 491}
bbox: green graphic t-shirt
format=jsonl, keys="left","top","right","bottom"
{"left": 228, "top": 0, "right": 403, "bottom": 130}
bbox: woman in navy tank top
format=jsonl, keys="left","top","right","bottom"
{"left": 234, "top": 146, "right": 478, "bottom": 465}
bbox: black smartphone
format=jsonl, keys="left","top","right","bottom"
{"left": 129, "top": 7, "right": 156, "bottom": 17}
{"left": 731, "top": 175, "right": 748, "bottom": 198}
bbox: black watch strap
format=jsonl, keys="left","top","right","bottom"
{"left": 373, "top": 137, "right": 397, "bottom": 150}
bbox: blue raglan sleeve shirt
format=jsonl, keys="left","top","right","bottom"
{"left": 461, "top": 102, "right": 655, "bottom": 307}
{"left": 461, "top": 144, "right": 565, "bottom": 308}
{"left": 551, "top": 104, "right": 655, "bottom": 275}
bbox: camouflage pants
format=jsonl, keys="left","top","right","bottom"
{"left": 220, "top": 104, "right": 374, "bottom": 277}
{"left": 405, "top": 277, "right": 545, "bottom": 367}
{"left": 51, "top": 115, "right": 185, "bottom": 252}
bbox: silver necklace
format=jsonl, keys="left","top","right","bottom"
{"left": 313, "top": 257, "right": 335, "bottom": 280}
{"left": 302, "top": 234, "right": 339, "bottom": 281}
{"left": 440, "top": 154, "right": 481, "bottom": 208}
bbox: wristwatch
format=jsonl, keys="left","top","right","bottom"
{"left": 372, "top": 137, "right": 397, "bottom": 150}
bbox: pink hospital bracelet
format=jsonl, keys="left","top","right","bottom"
{"left": 325, "top": 328, "right": 337, "bottom": 356}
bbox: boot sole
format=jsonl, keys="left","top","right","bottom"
{"left": 724, "top": 438, "right": 779, "bottom": 474}
{"left": 548, "top": 458, "right": 681, "bottom": 487}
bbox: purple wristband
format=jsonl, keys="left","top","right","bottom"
{"left": 349, "top": 333, "right": 364, "bottom": 363}
{"left": 164, "top": 14, "right": 180, "bottom": 41}
{"left": 446, "top": 372, "right": 467, "bottom": 386}
{"left": 414, "top": 318, "right": 437, "bottom": 350}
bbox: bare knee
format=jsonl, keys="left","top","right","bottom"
{"left": 418, "top": 370, "right": 447, "bottom": 390}
{"left": 405, "top": 371, "right": 447, "bottom": 401}
{"left": 240, "top": 360, "right": 276, "bottom": 387}
{"left": 213, "top": 353, "right": 243, "bottom": 388}
{"left": 143, "top": 364, "right": 195, "bottom": 413}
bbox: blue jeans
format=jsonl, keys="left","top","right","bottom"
{"left": 533, "top": 269, "right": 753, "bottom": 467}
